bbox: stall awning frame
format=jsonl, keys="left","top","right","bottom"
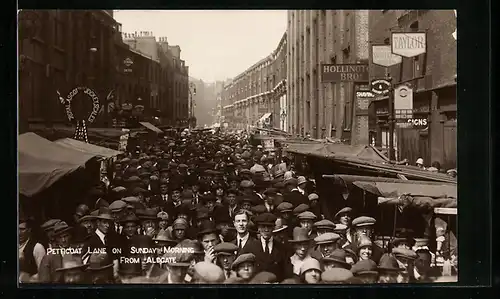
{"left": 139, "top": 122, "right": 163, "bottom": 133}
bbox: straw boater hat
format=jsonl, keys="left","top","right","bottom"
{"left": 272, "top": 218, "right": 288, "bottom": 234}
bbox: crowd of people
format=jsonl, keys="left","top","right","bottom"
{"left": 19, "top": 128, "right": 458, "bottom": 284}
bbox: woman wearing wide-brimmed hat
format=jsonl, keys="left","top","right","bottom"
{"left": 288, "top": 227, "right": 314, "bottom": 276}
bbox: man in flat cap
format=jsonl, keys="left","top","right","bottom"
{"left": 283, "top": 178, "right": 308, "bottom": 208}
{"left": 191, "top": 262, "right": 225, "bottom": 284}
{"left": 38, "top": 221, "right": 75, "bottom": 283}
{"left": 297, "top": 211, "right": 317, "bottom": 237}
{"left": 314, "top": 232, "right": 341, "bottom": 259}
{"left": 240, "top": 212, "right": 292, "bottom": 281}
{"left": 214, "top": 242, "right": 239, "bottom": 280}
{"left": 346, "top": 216, "right": 384, "bottom": 264}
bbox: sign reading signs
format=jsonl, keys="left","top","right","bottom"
{"left": 396, "top": 118, "right": 428, "bottom": 129}
{"left": 372, "top": 45, "right": 402, "bottom": 67}
{"left": 321, "top": 64, "right": 369, "bottom": 83}
{"left": 394, "top": 85, "right": 414, "bottom": 110}
{"left": 371, "top": 79, "right": 391, "bottom": 95}
{"left": 391, "top": 32, "right": 427, "bottom": 58}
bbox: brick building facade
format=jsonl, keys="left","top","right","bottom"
{"left": 18, "top": 10, "right": 190, "bottom": 133}
{"left": 286, "top": 10, "right": 370, "bottom": 140}
{"left": 222, "top": 32, "right": 287, "bottom": 131}
{"left": 368, "top": 10, "right": 457, "bottom": 169}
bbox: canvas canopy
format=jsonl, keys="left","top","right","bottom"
{"left": 139, "top": 122, "right": 163, "bottom": 134}
{"left": 283, "top": 141, "right": 389, "bottom": 163}
{"left": 19, "top": 133, "right": 97, "bottom": 197}
{"left": 351, "top": 181, "right": 457, "bottom": 209}
{"left": 54, "top": 138, "right": 123, "bottom": 158}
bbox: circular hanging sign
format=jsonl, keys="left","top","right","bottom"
{"left": 63, "top": 86, "right": 101, "bottom": 124}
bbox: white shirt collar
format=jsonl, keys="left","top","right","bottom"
{"left": 95, "top": 228, "right": 106, "bottom": 244}
{"left": 237, "top": 232, "right": 250, "bottom": 247}
{"left": 260, "top": 236, "right": 273, "bottom": 253}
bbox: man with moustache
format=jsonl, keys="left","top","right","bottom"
{"left": 38, "top": 221, "right": 74, "bottom": 283}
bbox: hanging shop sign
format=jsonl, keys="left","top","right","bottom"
{"left": 123, "top": 57, "right": 134, "bottom": 73}
{"left": 394, "top": 85, "right": 414, "bottom": 110}
{"left": 391, "top": 32, "right": 427, "bottom": 58}
{"left": 371, "top": 79, "right": 391, "bottom": 95}
{"left": 321, "top": 64, "right": 369, "bottom": 83}
{"left": 59, "top": 86, "right": 101, "bottom": 143}
{"left": 372, "top": 45, "right": 402, "bottom": 67}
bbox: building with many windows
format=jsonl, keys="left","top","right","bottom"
{"left": 286, "top": 10, "right": 370, "bottom": 140}
{"left": 18, "top": 10, "right": 190, "bottom": 133}
{"left": 222, "top": 32, "right": 287, "bottom": 131}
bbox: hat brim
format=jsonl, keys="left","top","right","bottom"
{"left": 353, "top": 223, "right": 375, "bottom": 227}
{"left": 288, "top": 238, "right": 312, "bottom": 243}
{"left": 322, "top": 257, "right": 351, "bottom": 267}
{"left": 55, "top": 264, "right": 88, "bottom": 272}
{"left": 256, "top": 222, "right": 275, "bottom": 226}
{"left": 316, "top": 240, "right": 339, "bottom": 245}
{"left": 355, "top": 271, "right": 379, "bottom": 276}
{"left": 52, "top": 226, "right": 73, "bottom": 237}
{"left": 377, "top": 266, "right": 404, "bottom": 272}
{"left": 197, "top": 228, "right": 218, "bottom": 236}
{"left": 86, "top": 263, "right": 114, "bottom": 271}
{"left": 95, "top": 216, "right": 115, "bottom": 221}
{"left": 78, "top": 215, "right": 96, "bottom": 223}
{"left": 279, "top": 209, "right": 292, "bottom": 213}
{"left": 273, "top": 225, "right": 288, "bottom": 233}
{"left": 167, "top": 262, "right": 191, "bottom": 267}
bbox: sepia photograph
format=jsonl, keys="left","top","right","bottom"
{"left": 18, "top": 9, "right": 457, "bottom": 285}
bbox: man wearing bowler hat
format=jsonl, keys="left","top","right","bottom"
{"left": 240, "top": 212, "right": 292, "bottom": 281}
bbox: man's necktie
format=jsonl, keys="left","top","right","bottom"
{"left": 226, "top": 270, "right": 231, "bottom": 279}
{"left": 238, "top": 239, "right": 242, "bottom": 250}
{"left": 264, "top": 239, "right": 269, "bottom": 255}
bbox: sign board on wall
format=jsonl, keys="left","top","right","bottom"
{"left": 372, "top": 45, "right": 402, "bottom": 67}
{"left": 391, "top": 32, "right": 427, "bottom": 58}
{"left": 394, "top": 85, "right": 414, "bottom": 110}
{"left": 321, "top": 64, "right": 369, "bottom": 82}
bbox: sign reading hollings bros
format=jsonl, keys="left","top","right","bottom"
{"left": 321, "top": 64, "right": 369, "bottom": 83}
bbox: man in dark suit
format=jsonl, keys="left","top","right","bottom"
{"left": 231, "top": 210, "right": 259, "bottom": 254}
{"left": 83, "top": 210, "right": 122, "bottom": 281}
{"left": 283, "top": 178, "right": 308, "bottom": 208}
{"left": 240, "top": 212, "right": 293, "bottom": 281}
{"left": 149, "top": 179, "right": 169, "bottom": 210}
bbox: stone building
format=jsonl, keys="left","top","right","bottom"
{"left": 221, "top": 32, "right": 287, "bottom": 131}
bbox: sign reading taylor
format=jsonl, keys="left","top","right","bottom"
{"left": 391, "top": 32, "right": 427, "bottom": 58}
{"left": 321, "top": 64, "right": 369, "bottom": 82}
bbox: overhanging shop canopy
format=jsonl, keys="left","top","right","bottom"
{"left": 54, "top": 138, "right": 123, "bottom": 158}
{"left": 258, "top": 113, "right": 272, "bottom": 124}
{"left": 352, "top": 181, "right": 457, "bottom": 209}
{"left": 283, "top": 141, "right": 389, "bottom": 163}
{"left": 19, "top": 133, "right": 98, "bottom": 197}
{"left": 139, "top": 122, "right": 163, "bottom": 133}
